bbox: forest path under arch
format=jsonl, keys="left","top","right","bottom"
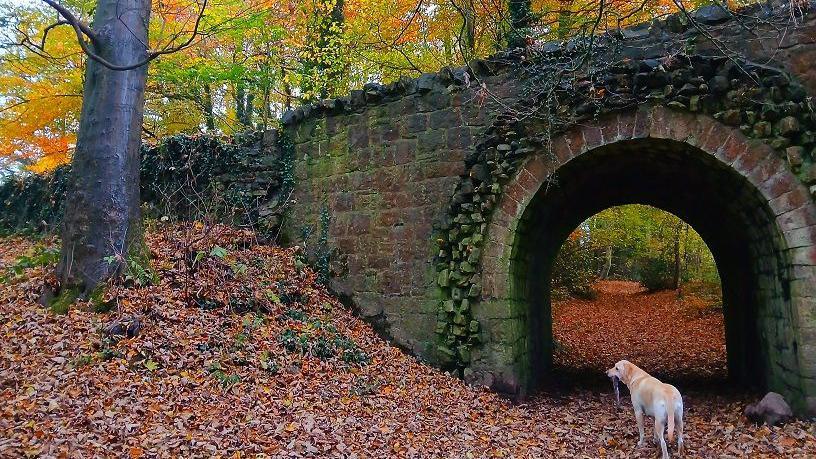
{"left": 551, "top": 280, "right": 727, "bottom": 387}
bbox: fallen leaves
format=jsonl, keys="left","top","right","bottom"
{"left": 553, "top": 280, "right": 727, "bottom": 382}
{"left": 0, "top": 225, "right": 813, "bottom": 457}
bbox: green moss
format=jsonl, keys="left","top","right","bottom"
{"left": 122, "top": 237, "right": 159, "bottom": 286}
{"left": 89, "top": 285, "right": 114, "bottom": 313}
{"left": 49, "top": 286, "right": 80, "bottom": 315}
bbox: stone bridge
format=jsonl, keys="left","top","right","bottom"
{"left": 272, "top": 3, "right": 816, "bottom": 414}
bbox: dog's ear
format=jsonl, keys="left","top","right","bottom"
{"left": 621, "top": 361, "right": 631, "bottom": 383}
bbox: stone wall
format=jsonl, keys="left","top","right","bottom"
{"left": 281, "top": 71, "right": 522, "bottom": 356}
{"left": 273, "top": 2, "right": 816, "bottom": 414}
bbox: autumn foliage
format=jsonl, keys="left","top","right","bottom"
{"left": 0, "top": 0, "right": 758, "bottom": 173}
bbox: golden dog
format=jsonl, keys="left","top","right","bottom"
{"left": 607, "top": 360, "right": 684, "bottom": 458}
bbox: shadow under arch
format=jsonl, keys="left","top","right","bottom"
{"left": 494, "top": 137, "right": 803, "bottom": 406}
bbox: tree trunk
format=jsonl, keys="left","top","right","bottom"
{"left": 202, "top": 84, "right": 215, "bottom": 131}
{"left": 600, "top": 245, "right": 612, "bottom": 279}
{"left": 672, "top": 221, "right": 682, "bottom": 290}
{"left": 453, "top": 0, "right": 476, "bottom": 59}
{"left": 56, "top": 0, "right": 151, "bottom": 298}
{"left": 235, "top": 82, "right": 254, "bottom": 128}
{"left": 245, "top": 92, "right": 254, "bottom": 127}
{"left": 235, "top": 81, "right": 245, "bottom": 126}
{"left": 507, "top": 0, "right": 532, "bottom": 48}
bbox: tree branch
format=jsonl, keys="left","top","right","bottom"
{"left": 39, "top": 0, "right": 209, "bottom": 72}
{"left": 40, "top": 0, "right": 98, "bottom": 44}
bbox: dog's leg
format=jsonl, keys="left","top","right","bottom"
{"left": 676, "top": 412, "right": 684, "bottom": 456}
{"left": 655, "top": 417, "right": 669, "bottom": 459}
{"left": 635, "top": 409, "right": 645, "bottom": 447}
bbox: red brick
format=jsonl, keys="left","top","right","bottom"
{"left": 783, "top": 225, "right": 816, "bottom": 249}
{"left": 524, "top": 156, "right": 553, "bottom": 182}
{"left": 582, "top": 125, "right": 604, "bottom": 150}
{"left": 731, "top": 143, "right": 765, "bottom": 176}
{"left": 617, "top": 112, "right": 637, "bottom": 140}
{"left": 550, "top": 137, "right": 572, "bottom": 164}
{"left": 759, "top": 171, "right": 798, "bottom": 201}
{"left": 692, "top": 119, "right": 717, "bottom": 152}
{"left": 598, "top": 114, "right": 619, "bottom": 143}
{"left": 494, "top": 205, "right": 516, "bottom": 228}
{"left": 632, "top": 107, "right": 650, "bottom": 139}
{"left": 648, "top": 105, "right": 672, "bottom": 138}
{"left": 715, "top": 133, "right": 747, "bottom": 165}
{"left": 770, "top": 188, "right": 811, "bottom": 216}
{"left": 516, "top": 169, "right": 540, "bottom": 195}
{"left": 667, "top": 111, "right": 697, "bottom": 143}
{"left": 504, "top": 185, "right": 526, "bottom": 212}
{"left": 700, "top": 123, "right": 731, "bottom": 155}
{"left": 565, "top": 127, "right": 586, "bottom": 157}
{"left": 748, "top": 156, "right": 786, "bottom": 188}
{"left": 778, "top": 205, "right": 816, "bottom": 232}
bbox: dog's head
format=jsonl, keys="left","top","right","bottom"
{"left": 606, "top": 360, "right": 633, "bottom": 385}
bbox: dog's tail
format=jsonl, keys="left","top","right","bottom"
{"left": 666, "top": 395, "right": 677, "bottom": 443}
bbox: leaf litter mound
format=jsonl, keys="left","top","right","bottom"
{"left": 1, "top": 224, "right": 814, "bottom": 458}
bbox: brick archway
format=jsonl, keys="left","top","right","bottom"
{"left": 472, "top": 106, "right": 816, "bottom": 412}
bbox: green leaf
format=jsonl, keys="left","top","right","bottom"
{"left": 210, "top": 246, "right": 228, "bottom": 258}
{"left": 143, "top": 360, "right": 159, "bottom": 371}
{"left": 264, "top": 290, "right": 281, "bottom": 304}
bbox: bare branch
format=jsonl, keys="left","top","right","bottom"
{"left": 39, "top": 0, "right": 209, "bottom": 72}
{"left": 40, "top": 0, "right": 98, "bottom": 44}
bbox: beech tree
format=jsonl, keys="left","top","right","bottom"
{"left": 35, "top": 0, "right": 206, "bottom": 300}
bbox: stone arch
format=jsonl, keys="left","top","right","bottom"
{"left": 471, "top": 106, "right": 816, "bottom": 413}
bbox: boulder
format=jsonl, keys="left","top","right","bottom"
{"left": 744, "top": 392, "right": 793, "bottom": 426}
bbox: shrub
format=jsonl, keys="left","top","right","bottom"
{"left": 277, "top": 310, "right": 369, "bottom": 365}
{"left": 637, "top": 255, "right": 675, "bottom": 292}
{"left": 551, "top": 232, "right": 601, "bottom": 299}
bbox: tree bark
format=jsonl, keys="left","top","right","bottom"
{"left": 507, "top": 0, "right": 532, "bottom": 48}
{"left": 600, "top": 245, "right": 612, "bottom": 279}
{"left": 202, "top": 84, "right": 215, "bottom": 131}
{"left": 672, "top": 221, "right": 682, "bottom": 290}
{"left": 57, "top": 0, "right": 151, "bottom": 297}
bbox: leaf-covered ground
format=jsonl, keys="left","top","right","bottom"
{"left": 552, "top": 280, "right": 728, "bottom": 383}
{"left": 1, "top": 224, "right": 814, "bottom": 458}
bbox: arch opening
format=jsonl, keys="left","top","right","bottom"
{"left": 549, "top": 204, "right": 727, "bottom": 388}
{"left": 503, "top": 138, "right": 799, "bottom": 401}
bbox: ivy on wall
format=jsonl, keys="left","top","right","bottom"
{"left": 0, "top": 131, "right": 295, "bottom": 240}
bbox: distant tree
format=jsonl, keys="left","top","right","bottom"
{"left": 300, "top": 0, "right": 347, "bottom": 101}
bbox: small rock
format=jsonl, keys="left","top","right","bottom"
{"left": 721, "top": 109, "right": 742, "bottom": 126}
{"left": 753, "top": 121, "right": 772, "bottom": 138}
{"left": 777, "top": 116, "right": 800, "bottom": 136}
{"left": 104, "top": 316, "right": 142, "bottom": 339}
{"left": 785, "top": 146, "right": 804, "bottom": 169}
{"left": 709, "top": 75, "right": 730, "bottom": 93}
{"left": 692, "top": 5, "right": 732, "bottom": 25}
{"left": 744, "top": 392, "right": 793, "bottom": 426}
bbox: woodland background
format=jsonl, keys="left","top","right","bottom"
{"left": 0, "top": 0, "right": 748, "bottom": 174}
